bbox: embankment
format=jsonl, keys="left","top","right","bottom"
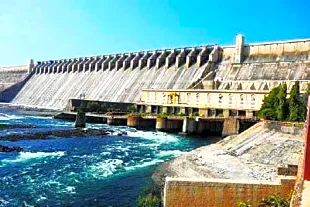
{"left": 153, "top": 122, "right": 303, "bottom": 188}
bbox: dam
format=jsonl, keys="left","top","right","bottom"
{"left": 1, "top": 34, "right": 310, "bottom": 113}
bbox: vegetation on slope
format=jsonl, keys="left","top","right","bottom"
{"left": 238, "top": 194, "right": 291, "bottom": 207}
{"left": 258, "top": 81, "right": 310, "bottom": 121}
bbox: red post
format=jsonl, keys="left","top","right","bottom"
{"left": 304, "top": 96, "right": 310, "bottom": 180}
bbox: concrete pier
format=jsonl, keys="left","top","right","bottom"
{"left": 222, "top": 118, "right": 240, "bottom": 137}
{"left": 75, "top": 111, "right": 86, "bottom": 128}
{"left": 156, "top": 117, "right": 183, "bottom": 132}
{"left": 182, "top": 117, "right": 198, "bottom": 135}
{"left": 127, "top": 115, "right": 156, "bottom": 129}
{"left": 55, "top": 112, "right": 255, "bottom": 137}
{"left": 156, "top": 117, "right": 167, "bottom": 131}
{"left": 107, "top": 117, "right": 127, "bottom": 126}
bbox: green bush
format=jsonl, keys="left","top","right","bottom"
{"left": 259, "top": 195, "right": 290, "bottom": 207}
{"left": 129, "top": 105, "right": 137, "bottom": 113}
{"left": 156, "top": 113, "right": 168, "bottom": 118}
{"left": 137, "top": 195, "right": 161, "bottom": 207}
{"left": 237, "top": 194, "right": 291, "bottom": 207}
{"left": 288, "top": 81, "right": 304, "bottom": 122}
{"left": 137, "top": 186, "right": 161, "bottom": 207}
{"left": 258, "top": 82, "right": 306, "bottom": 121}
{"left": 177, "top": 112, "right": 186, "bottom": 116}
{"left": 86, "top": 101, "right": 101, "bottom": 113}
{"left": 192, "top": 112, "right": 199, "bottom": 117}
{"left": 237, "top": 201, "right": 252, "bottom": 207}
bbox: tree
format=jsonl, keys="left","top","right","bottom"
{"left": 258, "top": 86, "right": 281, "bottom": 120}
{"left": 302, "top": 83, "right": 310, "bottom": 119}
{"left": 276, "top": 83, "right": 288, "bottom": 121}
{"left": 288, "top": 81, "right": 304, "bottom": 121}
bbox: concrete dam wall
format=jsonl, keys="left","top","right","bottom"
{"left": 10, "top": 47, "right": 214, "bottom": 109}
{"left": 0, "top": 65, "right": 29, "bottom": 91}
{"left": 2, "top": 34, "right": 310, "bottom": 110}
{"left": 215, "top": 36, "right": 310, "bottom": 91}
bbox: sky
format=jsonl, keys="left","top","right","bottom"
{"left": 0, "top": 0, "right": 310, "bottom": 65}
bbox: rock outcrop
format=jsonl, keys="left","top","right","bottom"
{"left": 0, "top": 145, "right": 23, "bottom": 152}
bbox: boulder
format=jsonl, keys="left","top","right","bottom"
{"left": 0, "top": 145, "right": 23, "bottom": 152}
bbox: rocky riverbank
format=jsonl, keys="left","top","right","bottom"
{"left": 0, "top": 123, "right": 38, "bottom": 130}
{"left": 0, "top": 128, "right": 113, "bottom": 141}
{"left": 152, "top": 122, "right": 304, "bottom": 188}
{"left": 0, "top": 103, "right": 60, "bottom": 117}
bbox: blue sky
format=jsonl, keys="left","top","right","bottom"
{"left": 0, "top": 0, "right": 309, "bottom": 65}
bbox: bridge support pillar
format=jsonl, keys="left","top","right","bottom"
{"left": 182, "top": 117, "right": 197, "bottom": 135}
{"left": 156, "top": 117, "right": 167, "bottom": 131}
{"left": 198, "top": 109, "right": 208, "bottom": 117}
{"left": 156, "top": 117, "right": 182, "bottom": 132}
{"left": 223, "top": 109, "right": 230, "bottom": 118}
{"left": 75, "top": 111, "right": 86, "bottom": 128}
{"left": 107, "top": 117, "right": 127, "bottom": 126}
{"left": 222, "top": 118, "right": 240, "bottom": 137}
{"left": 127, "top": 115, "right": 141, "bottom": 128}
{"left": 246, "top": 110, "right": 254, "bottom": 119}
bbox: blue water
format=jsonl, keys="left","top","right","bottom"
{"left": 0, "top": 108, "right": 214, "bottom": 207}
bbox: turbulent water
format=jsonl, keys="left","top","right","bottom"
{"left": 0, "top": 108, "right": 214, "bottom": 206}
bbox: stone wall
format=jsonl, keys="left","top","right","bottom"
{"left": 164, "top": 177, "right": 296, "bottom": 207}
{"left": 262, "top": 120, "right": 304, "bottom": 135}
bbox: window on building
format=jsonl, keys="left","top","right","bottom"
{"left": 162, "top": 93, "right": 166, "bottom": 104}
{"left": 251, "top": 94, "right": 256, "bottom": 106}
{"left": 196, "top": 93, "right": 200, "bottom": 105}
{"left": 206, "top": 93, "right": 210, "bottom": 104}
{"left": 147, "top": 92, "right": 150, "bottom": 103}
{"left": 228, "top": 94, "right": 233, "bottom": 105}
{"left": 187, "top": 93, "right": 191, "bottom": 104}
{"left": 219, "top": 94, "right": 223, "bottom": 104}
{"left": 240, "top": 94, "right": 244, "bottom": 105}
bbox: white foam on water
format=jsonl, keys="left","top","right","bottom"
{"left": 137, "top": 143, "right": 160, "bottom": 148}
{"left": 100, "top": 152, "right": 111, "bottom": 156}
{"left": 64, "top": 186, "right": 76, "bottom": 194}
{"left": 158, "top": 150, "right": 185, "bottom": 157}
{"left": 45, "top": 180, "right": 61, "bottom": 187}
{"left": 1, "top": 151, "right": 65, "bottom": 164}
{"left": 36, "top": 195, "right": 47, "bottom": 202}
{"left": 127, "top": 130, "right": 179, "bottom": 143}
{"left": 0, "top": 198, "right": 10, "bottom": 205}
{"left": 114, "top": 145, "right": 131, "bottom": 151}
{"left": 124, "top": 159, "right": 164, "bottom": 171}
{"left": 22, "top": 201, "right": 34, "bottom": 207}
{"left": 88, "top": 159, "right": 123, "bottom": 178}
{"left": 0, "top": 113, "right": 23, "bottom": 121}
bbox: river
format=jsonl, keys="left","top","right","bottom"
{"left": 0, "top": 107, "right": 215, "bottom": 206}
